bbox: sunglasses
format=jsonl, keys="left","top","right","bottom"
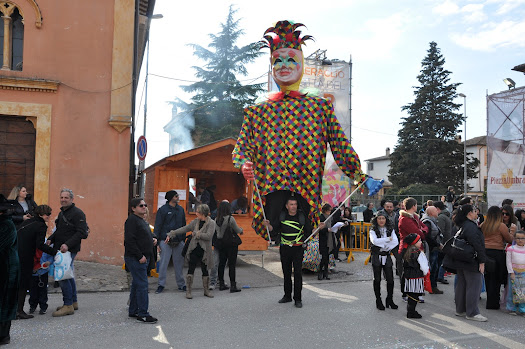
{"left": 139, "top": 204, "right": 148, "bottom": 208}
{"left": 502, "top": 212, "right": 510, "bottom": 216}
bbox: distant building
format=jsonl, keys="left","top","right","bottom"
{"left": 0, "top": 0, "right": 156, "bottom": 265}
{"left": 364, "top": 139, "right": 488, "bottom": 198}
{"left": 365, "top": 148, "right": 393, "bottom": 187}
{"left": 464, "top": 136, "right": 487, "bottom": 197}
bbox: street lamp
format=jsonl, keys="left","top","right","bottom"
{"left": 143, "top": 13, "right": 164, "bottom": 139}
{"left": 139, "top": 13, "right": 163, "bottom": 197}
{"left": 458, "top": 93, "right": 467, "bottom": 195}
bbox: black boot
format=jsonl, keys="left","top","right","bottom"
{"left": 406, "top": 295, "right": 422, "bottom": 318}
{"left": 386, "top": 282, "right": 398, "bottom": 309}
{"left": 219, "top": 280, "right": 229, "bottom": 291}
{"left": 16, "top": 290, "right": 33, "bottom": 320}
{"left": 374, "top": 282, "right": 385, "bottom": 310}
{"left": 318, "top": 271, "right": 323, "bottom": 280}
{"left": 230, "top": 282, "right": 241, "bottom": 293}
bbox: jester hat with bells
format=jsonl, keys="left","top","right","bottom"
{"left": 261, "top": 20, "right": 313, "bottom": 94}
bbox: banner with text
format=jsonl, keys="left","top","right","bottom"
{"left": 487, "top": 87, "right": 525, "bottom": 209}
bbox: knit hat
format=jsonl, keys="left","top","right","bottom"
{"left": 165, "top": 190, "right": 178, "bottom": 203}
{"left": 403, "top": 233, "right": 420, "bottom": 246}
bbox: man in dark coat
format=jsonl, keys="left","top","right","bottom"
{"left": 47, "top": 189, "right": 88, "bottom": 317}
{"left": 0, "top": 195, "right": 19, "bottom": 345}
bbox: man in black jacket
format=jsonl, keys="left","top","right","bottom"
{"left": 48, "top": 188, "right": 88, "bottom": 317}
{"left": 263, "top": 196, "right": 317, "bottom": 308}
{"left": 124, "top": 198, "right": 158, "bottom": 324}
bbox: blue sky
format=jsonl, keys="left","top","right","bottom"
{"left": 138, "top": 0, "right": 525, "bottom": 171}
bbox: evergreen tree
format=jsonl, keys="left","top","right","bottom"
{"left": 175, "top": 5, "right": 264, "bottom": 146}
{"left": 389, "top": 42, "right": 478, "bottom": 191}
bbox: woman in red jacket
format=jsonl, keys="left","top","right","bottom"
{"left": 397, "top": 197, "right": 428, "bottom": 300}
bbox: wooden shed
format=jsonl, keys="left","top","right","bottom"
{"left": 143, "top": 138, "right": 268, "bottom": 251}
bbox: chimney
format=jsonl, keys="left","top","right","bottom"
{"left": 385, "top": 147, "right": 390, "bottom": 156}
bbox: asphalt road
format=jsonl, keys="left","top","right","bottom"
{"left": 10, "top": 276, "right": 525, "bottom": 349}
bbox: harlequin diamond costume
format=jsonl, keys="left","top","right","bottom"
{"left": 233, "top": 21, "right": 365, "bottom": 243}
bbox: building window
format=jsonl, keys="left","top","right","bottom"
{"left": 0, "top": 2, "right": 24, "bottom": 71}
{"left": 368, "top": 162, "right": 374, "bottom": 172}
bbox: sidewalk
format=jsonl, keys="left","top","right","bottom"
{"left": 48, "top": 249, "right": 375, "bottom": 294}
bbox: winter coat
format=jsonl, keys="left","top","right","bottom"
{"left": 48, "top": 203, "right": 87, "bottom": 254}
{"left": 215, "top": 215, "right": 243, "bottom": 239}
{"left": 17, "top": 216, "right": 56, "bottom": 290}
{"left": 437, "top": 209, "right": 453, "bottom": 242}
{"left": 398, "top": 210, "right": 428, "bottom": 253}
{"left": 443, "top": 219, "right": 487, "bottom": 273}
{"left": 11, "top": 198, "right": 37, "bottom": 228}
{"left": 421, "top": 214, "right": 442, "bottom": 251}
{"left": 318, "top": 214, "right": 335, "bottom": 252}
{"left": 124, "top": 213, "right": 156, "bottom": 261}
{"left": 154, "top": 203, "right": 186, "bottom": 241}
{"left": 170, "top": 216, "right": 215, "bottom": 269}
{"left": 0, "top": 215, "right": 19, "bottom": 322}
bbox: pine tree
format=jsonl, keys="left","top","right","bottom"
{"left": 176, "top": 5, "right": 264, "bottom": 146}
{"left": 389, "top": 42, "right": 478, "bottom": 191}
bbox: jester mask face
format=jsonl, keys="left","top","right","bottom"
{"left": 271, "top": 48, "right": 303, "bottom": 89}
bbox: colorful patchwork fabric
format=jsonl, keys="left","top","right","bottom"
{"left": 232, "top": 95, "right": 364, "bottom": 239}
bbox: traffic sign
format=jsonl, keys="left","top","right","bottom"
{"left": 137, "top": 136, "right": 147, "bottom": 161}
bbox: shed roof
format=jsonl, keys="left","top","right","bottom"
{"left": 145, "top": 137, "right": 237, "bottom": 171}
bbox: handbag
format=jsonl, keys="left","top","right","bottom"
{"left": 51, "top": 251, "right": 74, "bottom": 281}
{"left": 442, "top": 229, "right": 477, "bottom": 262}
{"left": 217, "top": 217, "right": 242, "bottom": 248}
{"left": 181, "top": 234, "right": 192, "bottom": 257}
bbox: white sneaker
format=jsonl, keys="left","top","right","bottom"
{"left": 455, "top": 312, "right": 466, "bottom": 317}
{"left": 466, "top": 314, "right": 487, "bottom": 322}
{"left": 209, "top": 284, "right": 215, "bottom": 290}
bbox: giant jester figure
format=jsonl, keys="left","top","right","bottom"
{"left": 233, "top": 21, "right": 365, "bottom": 306}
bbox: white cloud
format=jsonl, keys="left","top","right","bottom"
{"left": 488, "top": 0, "right": 525, "bottom": 15}
{"left": 451, "top": 19, "right": 525, "bottom": 50}
{"left": 461, "top": 4, "right": 487, "bottom": 23}
{"left": 433, "top": 0, "right": 461, "bottom": 15}
{"left": 323, "top": 12, "right": 409, "bottom": 61}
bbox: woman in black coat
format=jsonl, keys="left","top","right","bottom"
{"left": 7, "top": 185, "right": 37, "bottom": 228}
{"left": 16, "top": 205, "right": 56, "bottom": 319}
{"left": 0, "top": 195, "right": 19, "bottom": 345}
{"left": 443, "top": 204, "right": 487, "bottom": 322}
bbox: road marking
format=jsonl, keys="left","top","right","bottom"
{"left": 303, "top": 283, "right": 358, "bottom": 303}
{"left": 153, "top": 325, "right": 172, "bottom": 347}
{"left": 398, "top": 319, "right": 465, "bottom": 348}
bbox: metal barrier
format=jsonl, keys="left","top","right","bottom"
{"left": 338, "top": 222, "right": 372, "bottom": 263}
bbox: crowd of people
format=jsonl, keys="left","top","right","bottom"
{"left": 124, "top": 191, "right": 246, "bottom": 323}
{"left": 0, "top": 186, "right": 88, "bottom": 345}
{"left": 368, "top": 192, "right": 525, "bottom": 321}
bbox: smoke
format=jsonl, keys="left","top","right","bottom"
{"left": 164, "top": 102, "right": 195, "bottom": 155}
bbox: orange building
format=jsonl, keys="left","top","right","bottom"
{"left": 0, "top": 0, "right": 156, "bottom": 264}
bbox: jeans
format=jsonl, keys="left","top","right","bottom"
{"left": 158, "top": 240, "right": 186, "bottom": 288}
{"left": 125, "top": 256, "right": 150, "bottom": 317}
{"left": 429, "top": 249, "right": 444, "bottom": 288}
{"left": 59, "top": 252, "right": 77, "bottom": 306}
{"left": 209, "top": 248, "right": 220, "bottom": 285}
{"left": 280, "top": 245, "right": 303, "bottom": 301}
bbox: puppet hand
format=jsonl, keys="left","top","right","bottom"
{"left": 241, "top": 161, "right": 255, "bottom": 181}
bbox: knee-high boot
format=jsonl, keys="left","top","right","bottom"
{"left": 186, "top": 275, "right": 193, "bottom": 299}
{"left": 203, "top": 276, "right": 214, "bottom": 298}
{"left": 385, "top": 282, "right": 398, "bottom": 309}
{"left": 374, "top": 281, "right": 385, "bottom": 310}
